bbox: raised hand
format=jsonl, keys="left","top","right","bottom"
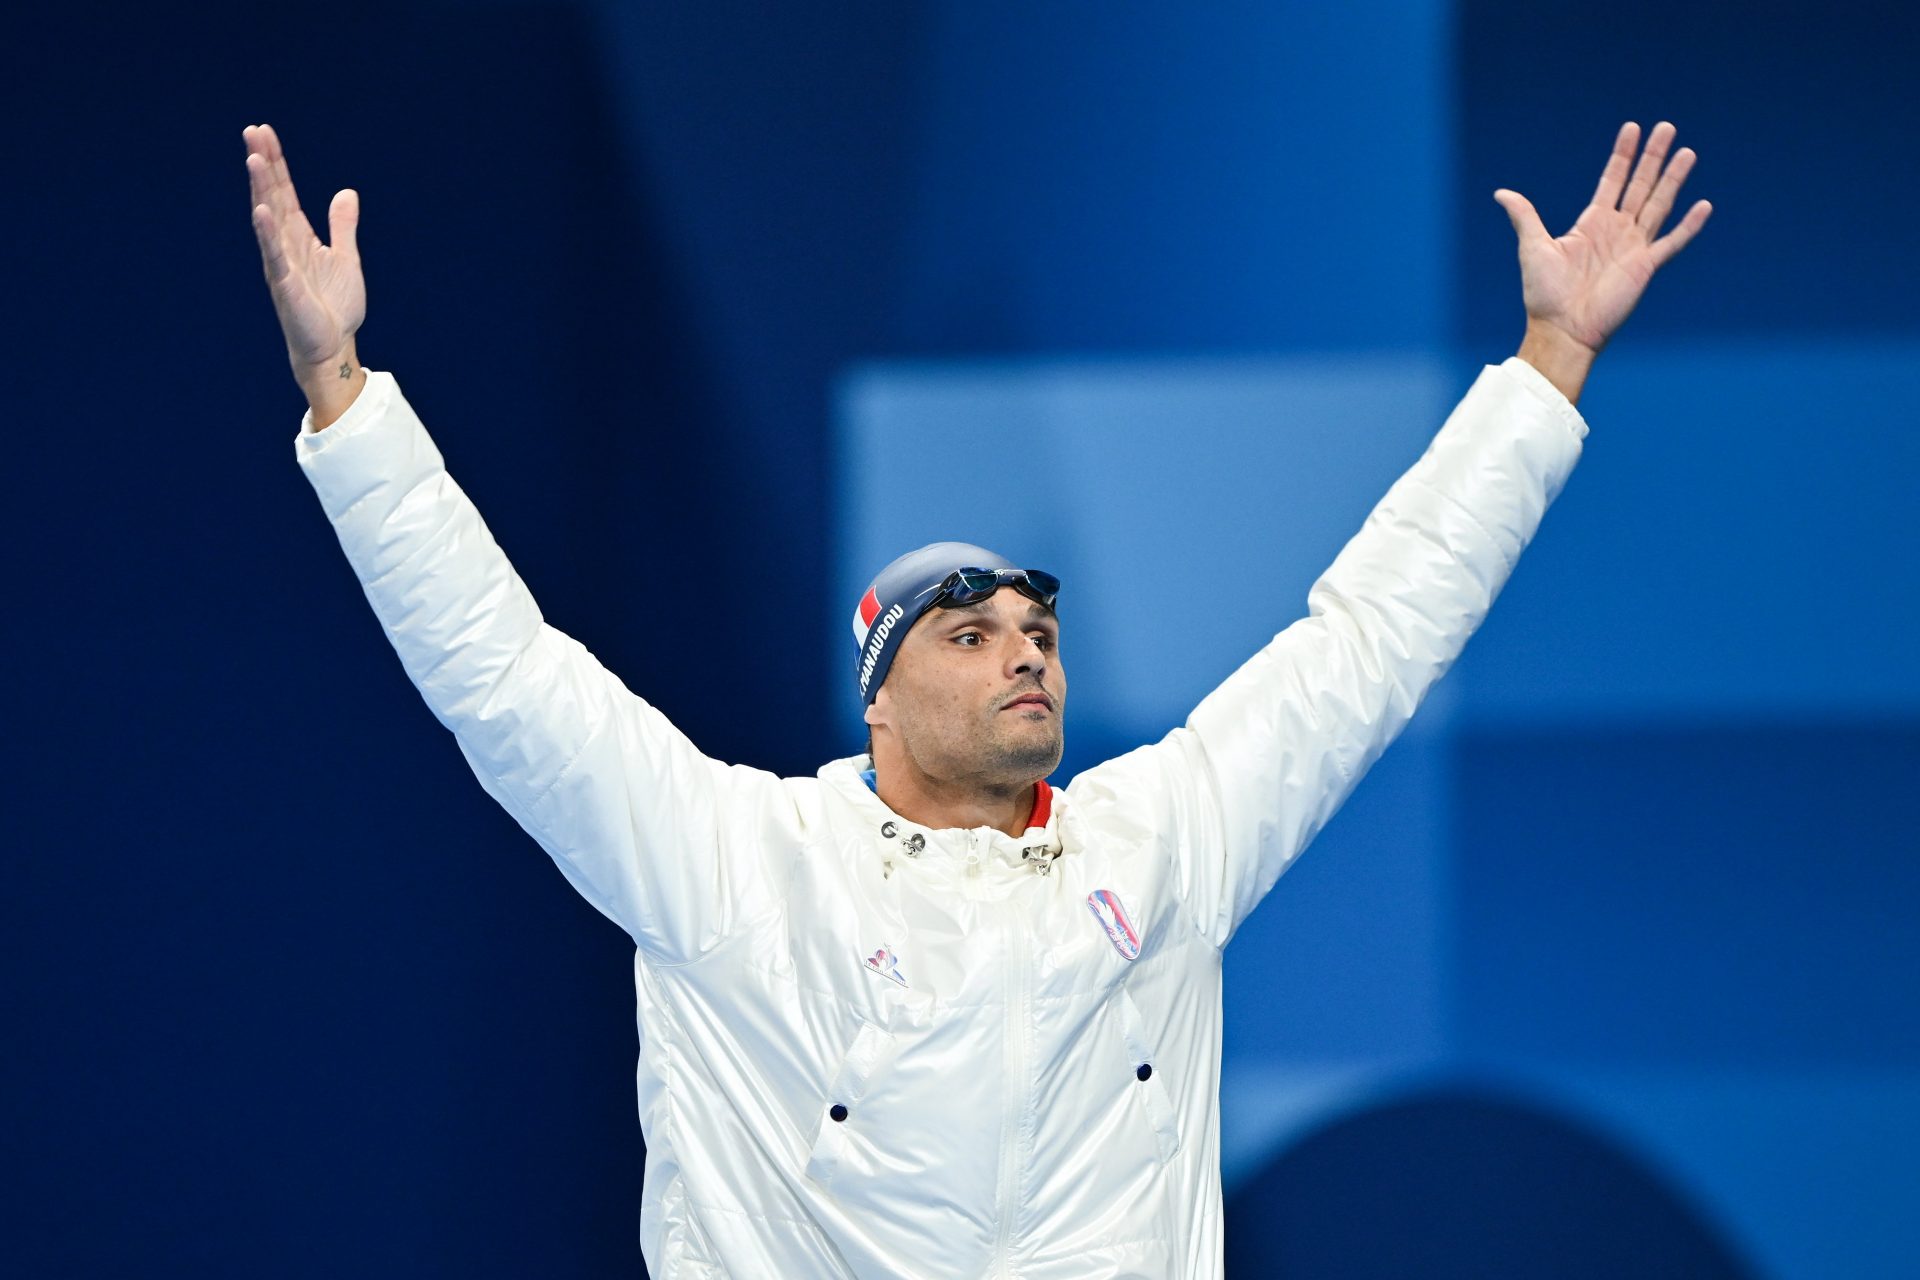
{"left": 1494, "top": 121, "right": 1712, "bottom": 360}
{"left": 244, "top": 123, "right": 367, "bottom": 425}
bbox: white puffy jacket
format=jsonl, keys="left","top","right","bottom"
{"left": 294, "top": 357, "right": 1586, "bottom": 1278}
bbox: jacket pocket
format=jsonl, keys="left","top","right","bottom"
{"left": 1113, "top": 988, "right": 1181, "bottom": 1165}
{"left": 803, "top": 1018, "right": 894, "bottom": 1190}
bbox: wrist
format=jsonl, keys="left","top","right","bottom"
{"left": 1516, "top": 321, "right": 1596, "bottom": 406}
{"left": 294, "top": 341, "right": 366, "bottom": 430}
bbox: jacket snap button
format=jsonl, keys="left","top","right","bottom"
{"left": 903, "top": 833, "right": 925, "bottom": 856}
{"left": 1135, "top": 1063, "right": 1153, "bottom": 1082}
{"left": 880, "top": 821, "right": 898, "bottom": 838}
{"left": 829, "top": 1103, "right": 849, "bottom": 1123}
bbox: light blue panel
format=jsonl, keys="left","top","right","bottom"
{"left": 835, "top": 353, "right": 1460, "bottom": 749}
{"left": 1454, "top": 339, "right": 1920, "bottom": 724}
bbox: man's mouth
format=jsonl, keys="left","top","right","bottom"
{"left": 1003, "top": 692, "right": 1054, "bottom": 712}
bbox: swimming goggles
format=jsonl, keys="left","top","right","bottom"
{"left": 920, "top": 567, "right": 1061, "bottom": 611}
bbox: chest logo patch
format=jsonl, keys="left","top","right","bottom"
{"left": 864, "top": 945, "right": 907, "bottom": 987}
{"left": 1087, "top": 889, "right": 1142, "bottom": 961}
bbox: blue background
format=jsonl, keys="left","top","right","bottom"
{"left": 5, "top": 0, "right": 1915, "bottom": 1274}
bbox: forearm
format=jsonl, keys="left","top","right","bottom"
{"left": 296, "top": 373, "right": 553, "bottom": 766}
{"left": 1183, "top": 359, "right": 1587, "bottom": 937}
{"left": 1516, "top": 321, "right": 1597, "bottom": 407}
{"left": 296, "top": 375, "right": 632, "bottom": 839}
{"left": 291, "top": 370, "right": 764, "bottom": 957}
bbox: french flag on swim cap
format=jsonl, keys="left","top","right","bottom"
{"left": 852, "top": 585, "right": 882, "bottom": 646}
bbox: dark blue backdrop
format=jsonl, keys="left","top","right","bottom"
{"left": 6, "top": 2, "right": 1915, "bottom": 1275}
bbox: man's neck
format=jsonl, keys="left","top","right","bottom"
{"left": 871, "top": 763, "right": 1040, "bottom": 839}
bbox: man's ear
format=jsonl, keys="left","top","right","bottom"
{"left": 863, "top": 685, "right": 888, "bottom": 731}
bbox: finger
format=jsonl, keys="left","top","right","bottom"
{"left": 329, "top": 189, "right": 360, "bottom": 261}
{"left": 1591, "top": 121, "right": 1639, "bottom": 210}
{"left": 1620, "top": 120, "right": 1676, "bottom": 219}
{"left": 256, "top": 122, "right": 318, "bottom": 245}
{"left": 1650, "top": 199, "right": 1713, "bottom": 270}
{"left": 245, "top": 149, "right": 275, "bottom": 214}
{"left": 252, "top": 203, "right": 292, "bottom": 284}
{"left": 246, "top": 124, "right": 290, "bottom": 216}
{"left": 1494, "top": 188, "right": 1551, "bottom": 247}
{"left": 244, "top": 126, "right": 283, "bottom": 212}
{"left": 1637, "top": 146, "right": 1696, "bottom": 235}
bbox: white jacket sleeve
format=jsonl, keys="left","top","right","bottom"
{"left": 293, "top": 372, "right": 786, "bottom": 963}
{"left": 1117, "top": 357, "right": 1588, "bottom": 950}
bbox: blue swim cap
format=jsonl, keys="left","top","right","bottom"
{"left": 850, "top": 541, "right": 1020, "bottom": 706}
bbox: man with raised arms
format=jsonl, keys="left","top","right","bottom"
{"left": 246, "top": 119, "right": 1708, "bottom": 1277}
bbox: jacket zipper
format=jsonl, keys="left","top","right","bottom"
{"left": 992, "top": 831, "right": 1031, "bottom": 1278}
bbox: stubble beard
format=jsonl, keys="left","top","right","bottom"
{"left": 896, "top": 697, "right": 1064, "bottom": 787}
{"left": 986, "top": 711, "right": 1065, "bottom": 780}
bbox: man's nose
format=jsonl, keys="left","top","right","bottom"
{"left": 1008, "top": 635, "right": 1048, "bottom": 677}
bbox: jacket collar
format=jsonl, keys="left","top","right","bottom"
{"left": 818, "top": 755, "right": 1065, "bottom": 876}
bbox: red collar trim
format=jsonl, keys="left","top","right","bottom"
{"left": 1026, "top": 779, "right": 1053, "bottom": 831}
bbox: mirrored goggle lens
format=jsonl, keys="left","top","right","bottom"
{"left": 947, "top": 568, "right": 1004, "bottom": 603}
{"left": 1020, "top": 569, "right": 1061, "bottom": 604}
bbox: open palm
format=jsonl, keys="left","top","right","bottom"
{"left": 244, "top": 124, "right": 365, "bottom": 371}
{"left": 1495, "top": 121, "right": 1711, "bottom": 355}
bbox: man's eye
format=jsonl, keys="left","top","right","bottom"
{"left": 954, "top": 633, "right": 982, "bottom": 646}
{"left": 1029, "top": 633, "right": 1054, "bottom": 650}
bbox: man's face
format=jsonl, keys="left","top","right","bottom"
{"left": 866, "top": 586, "right": 1066, "bottom": 784}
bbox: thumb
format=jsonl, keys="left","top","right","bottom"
{"left": 1493, "top": 188, "right": 1549, "bottom": 246}
{"left": 329, "top": 188, "right": 360, "bottom": 258}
